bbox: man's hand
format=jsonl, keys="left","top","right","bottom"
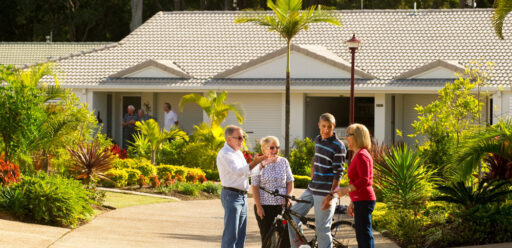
{"left": 253, "top": 154, "right": 268, "bottom": 167}
{"left": 338, "top": 186, "right": 350, "bottom": 196}
{"left": 347, "top": 202, "right": 354, "bottom": 217}
{"left": 321, "top": 194, "right": 333, "bottom": 210}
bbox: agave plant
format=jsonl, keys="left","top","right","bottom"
{"left": 68, "top": 141, "right": 115, "bottom": 186}
{"left": 434, "top": 180, "right": 512, "bottom": 210}
{"left": 374, "top": 144, "right": 434, "bottom": 210}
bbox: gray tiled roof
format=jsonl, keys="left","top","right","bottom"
{"left": 0, "top": 42, "right": 114, "bottom": 67}
{"left": 46, "top": 9, "right": 512, "bottom": 89}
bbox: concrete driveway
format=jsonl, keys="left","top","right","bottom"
{"left": 1, "top": 189, "right": 398, "bottom": 248}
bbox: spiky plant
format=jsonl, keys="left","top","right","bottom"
{"left": 434, "top": 180, "right": 512, "bottom": 210}
{"left": 493, "top": 0, "right": 512, "bottom": 40}
{"left": 68, "top": 141, "right": 114, "bottom": 186}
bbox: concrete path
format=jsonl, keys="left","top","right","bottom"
{"left": 45, "top": 188, "right": 397, "bottom": 248}
{"left": 0, "top": 189, "right": 399, "bottom": 248}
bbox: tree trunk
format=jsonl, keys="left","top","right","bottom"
{"left": 151, "top": 149, "right": 156, "bottom": 165}
{"left": 174, "top": 0, "right": 182, "bottom": 10}
{"left": 285, "top": 41, "right": 291, "bottom": 158}
{"left": 200, "top": 0, "right": 205, "bottom": 10}
{"left": 130, "top": 0, "right": 143, "bottom": 31}
{"left": 224, "top": 0, "right": 231, "bottom": 10}
{"left": 459, "top": 0, "right": 465, "bottom": 8}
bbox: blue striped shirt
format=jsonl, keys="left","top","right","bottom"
{"left": 308, "top": 134, "right": 347, "bottom": 196}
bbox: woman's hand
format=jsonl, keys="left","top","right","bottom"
{"left": 347, "top": 202, "right": 354, "bottom": 217}
{"left": 256, "top": 205, "right": 265, "bottom": 219}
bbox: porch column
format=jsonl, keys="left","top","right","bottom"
{"left": 374, "top": 93, "right": 386, "bottom": 143}
{"left": 492, "top": 91, "right": 502, "bottom": 124}
{"left": 86, "top": 89, "right": 94, "bottom": 112}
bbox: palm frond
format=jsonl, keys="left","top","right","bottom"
{"left": 493, "top": 0, "right": 512, "bottom": 40}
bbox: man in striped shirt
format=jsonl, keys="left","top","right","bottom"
{"left": 288, "top": 113, "right": 346, "bottom": 248}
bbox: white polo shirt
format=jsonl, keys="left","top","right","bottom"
{"left": 216, "top": 143, "right": 261, "bottom": 191}
{"left": 163, "top": 110, "right": 178, "bottom": 131}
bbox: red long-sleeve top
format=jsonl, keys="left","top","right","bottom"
{"left": 347, "top": 148, "right": 376, "bottom": 202}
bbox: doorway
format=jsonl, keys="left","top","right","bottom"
{"left": 305, "top": 96, "right": 374, "bottom": 139}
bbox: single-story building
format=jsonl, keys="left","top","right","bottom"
{"left": 7, "top": 9, "right": 512, "bottom": 148}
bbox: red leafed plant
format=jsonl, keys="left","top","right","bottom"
{"left": 149, "top": 175, "right": 161, "bottom": 188}
{"left": 138, "top": 175, "right": 147, "bottom": 188}
{"left": 186, "top": 172, "right": 198, "bottom": 183}
{"left": 110, "top": 145, "right": 127, "bottom": 159}
{"left": 175, "top": 174, "right": 185, "bottom": 183}
{"left": 243, "top": 150, "right": 254, "bottom": 164}
{"left": 164, "top": 172, "right": 175, "bottom": 186}
{"left": 68, "top": 141, "right": 115, "bottom": 186}
{"left": 0, "top": 154, "right": 21, "bottom": 186}
{"left": 197, "top": 174, "right": 207, "bottom": 184}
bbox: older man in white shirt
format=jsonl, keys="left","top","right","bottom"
{"left": 217, "top": 125, "right": 267, "bottom": 248}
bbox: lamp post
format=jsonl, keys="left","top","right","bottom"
{"left": 346, "top": 34, "right": 361, "bottom": 124}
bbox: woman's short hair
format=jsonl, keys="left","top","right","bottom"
{"left": 260, "top": 136, "right": 280, "bottom": 150}
{"left": 319, "top": 113, "right": 336, "bottom": 124}
{"left": 346, "top": 123, "right": 372, "bottom": 150}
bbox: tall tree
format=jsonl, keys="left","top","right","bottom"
{"left": 130, "top": 0, "right": 143, "bottom": 31}
{"left": 235, "top": 0, "right": 341, "bottom": 157}
{"left": 493, "top": 0, "right": 512, "bottom": 39}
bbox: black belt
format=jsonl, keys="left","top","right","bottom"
{"left": 223, "top": 187, "right": 247, "bottom": 195}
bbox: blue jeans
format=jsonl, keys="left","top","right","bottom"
{"left": 288, "top": 189, "right": 336, "bottom": 248}
{"left": 221, "top": 188, "right": 248, "bottom": 248}
{"left": 353, "top": 201, "right": 376, "bottom": 248}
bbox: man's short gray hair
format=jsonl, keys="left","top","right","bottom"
{"left": 225, "top": 125, "right": 242, "bottom": 139}
{"left": 127, "top": 105, "right": 135, "bottom": 110}
{"left": 319, "top": 113, "right": 336, "bottom": 124}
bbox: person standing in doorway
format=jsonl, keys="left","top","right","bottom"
{"left": 138, "top": 109, "right": 155, "bottom": 122}
{"left": 217, "top": 125, "right": 268, "bottom": 248}
{"left": 163, "top": 102, "right": 178, "bottom": 131}
{"left": 288, "top": 113, "right": 347, "bottom": 248}
{"left": 122, "top": 105, "right": 138, "bottom": 149}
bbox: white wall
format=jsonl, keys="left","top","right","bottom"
{"left": 229, "top": 51, "right": 354, "bottom": 79}
{"left": 156, "top": 92, "right": 203, "bottom": 134}
{"left": 290, "top": 93, "right": 305, "bottom": 141}
{"left": 223, "top": 93, "right": 283, "bottom": 149}
{"left": 92, "top": 92, "right": 108, "bottom": 134}
{"left": 374, "top": 93, "right": 386, "bottom": 143}
{"left": 401, "top": 94, "right": 438, "bottom": 145}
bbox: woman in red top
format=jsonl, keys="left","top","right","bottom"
{"left": 335, "top": 123, "right": 376, "bottom": 248}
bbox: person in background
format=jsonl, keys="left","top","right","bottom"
{"left": 163, "top": 102, "right": 178, "bottom": 131}
{"left": 251, "top": 136, "right": 294, "bottom": 248}
{"left": 122, "top": 105, "right": 138, "bottom": 149}
{"left": 137, "top": 109, "right": 155, "bottom": 122}
{"left": 217, "top": 125, "right": 267, "bottom": 248}
{"left": 333, "top": 123, "right": 376, "bottom": 248}
{"left": 289, "top": 113, "right": 346, "bottom": 248}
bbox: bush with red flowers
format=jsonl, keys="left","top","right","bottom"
{"left": 0, "top": 155, "right": 21, "bottom": 186}
{"left": 243, "top": 150, "right": 254, "bottom": 164}
{"left": 110, "top": 145, "right": 127, "bottom": 159}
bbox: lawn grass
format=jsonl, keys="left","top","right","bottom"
{"left": 102, "top": 192, "right": 176, "bottom": 209}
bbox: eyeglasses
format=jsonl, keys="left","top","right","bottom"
{"left": 230, "top": 135, "right": 246, "bottom": 141}
{"left": 268, "top": 146, "right": 280, "bottom": 150}
{"left": 346, "top": 133, "right": 354, "bottom": 137}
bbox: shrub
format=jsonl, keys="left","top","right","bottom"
{"left": 205, "top": 169, "right": 219, "bottom": 181}
{"left": 293, "top": 175, "right": 310, "bottom": 188}
{"left": 156, "top": 165, "right": 206, "bottom": 183}
{"left": 132, "top": 159, "right": 156, "bottom": 177}
{"left": 138, "top": 175, "right": 147, "bottom": 188}
{"left": 186, "top": 172, "right": 199, "bottom": 183}
{"left": 375, "top": 144, "right": 433, "bottom": 210}
{"left": 103, "top": 168, "right": 128, "bottom": 188}
{"left": 110, "top": 144, "right": 127, "bottom": 159}
{"left": 149, "top": 175, "right": 160, "bottom": 188}
{"left": 175, "top": 174, "right": 184, "bottom": 182}
{"left": 178, "top": 182, "right": 199, "bottom": 196}
{"left": 157, "top": 139, "right": 187, "bottom": 165}
{"left": 68, "top": 140, "right": 115, "bottom": 186}
{"left": 125, "top": 168, "right": 141, "bottom": 186}
{"left": 0, "top": 173, "right": 93, "bottom": 228}
{"left": 434, "top": 180, "right": 512, "bottom": 210}
{"left": 156, "top": 165, "right": 176, "bottom": 180}
{"left": 197, "top": 174, "right": 207, "bottom": 183}
{"left": 0, "top": 156, "right": 21, "bottom": 186}
{"left": 201, "top": 181, "right": 221, "bottom": 195}
{"left": 289, "top": 138, "right": 315, "bottom": 176}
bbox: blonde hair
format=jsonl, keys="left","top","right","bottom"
{"left": 346, "top": 123, "right": 371, "bottom": 150}
{"left": 260, "top": 136, "right": 280, "bottom": 150}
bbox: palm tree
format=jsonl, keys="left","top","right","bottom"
{"left": 179, "top": 90, "right": 244, "bottom": 127}
{"left": 134, "top": 119, "right": 189, "bottom": 165}
{"left": 235, "top": 0, "right": 341, "bottom": 157}
{"left": 493, "top": 0, "right": 512, "bottom": 40}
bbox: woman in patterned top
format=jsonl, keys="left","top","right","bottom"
{"left": 251, "top": 136, "right": 294, "bottom": 248}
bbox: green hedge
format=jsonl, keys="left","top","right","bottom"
{"left": 293, "top": 175, "right": 310, "bottom": 188}
{"left": 104, "top": 168, "right": 128, "bottom": 188}
{"left": 156, "top": 165, "right": 206, "bottom": 181}
{"left": 0, "top": 173, "right": 93, "bottom": 228}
